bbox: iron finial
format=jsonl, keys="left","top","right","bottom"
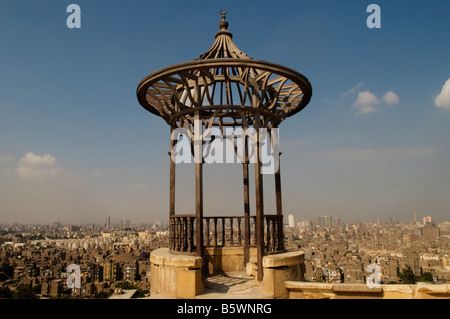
{"left": 220, "top": 9, "right": 227, "bottom": 20}
{"left": 219, "top": 9, "right": 228, "bottom": 30}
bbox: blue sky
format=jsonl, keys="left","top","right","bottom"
{"left": 1, "top": 0, "right": 449, "bottom": 225}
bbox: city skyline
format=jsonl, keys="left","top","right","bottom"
{"left": 0, "top": 213, "right": 446, "bottom": 228}
{"left": 1, "top": 212, "right": 448, "bottom": 299}
{"left": 1, "top": 1, "right": 450, "bottom": 225}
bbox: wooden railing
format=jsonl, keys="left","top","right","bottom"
{"left": 169, "top": 214, "right": 285, "bottom": 254}
{"left": 169, "top": 214, "right": 196, "bottom": 253}
{"left": 203, "top": 216, "right": 254, "bottom": 247}
{"left": 264, "top": 215, "right": 285, "bottom": 253}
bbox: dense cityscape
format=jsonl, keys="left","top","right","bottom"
{"left": 0, "top": 219, "right": 168, "bottom": 299}
{"left": 0, "top": 214, "right": 448, "bottom": 299}
{"left": 285, "top": 214, "right": 450, "bottom": 285}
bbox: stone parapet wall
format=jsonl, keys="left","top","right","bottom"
{"left": 259, "top": 251, "right": 305, "bottom": 299}
{"left": 203, "top": 246, "right": 257, "bottom": 275}
{"left": 150, "top": 248, "right": 204, "bottom": 299}
{"left": 285, "top": 282, "right": 450, "bottom": 299}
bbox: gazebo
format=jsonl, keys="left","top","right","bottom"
{"left": 137, "top": 11, "right": 312, "bottom": 287}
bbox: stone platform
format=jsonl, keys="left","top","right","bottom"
{"left": 198, "top": 273, "right": 273, "bottom": 299}
{"left": 149, "top": 248, "right": 304, "bottom": 299}
{"left": 147, "top": 272, "right": 273, "bottom": 299}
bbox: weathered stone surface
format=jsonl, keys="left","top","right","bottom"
{"left": 261, "top": 268, "right": 290, "bottom": 299}
{"left": 259, "top": 251, "right": 304, "bottom": 299}
{"left": 332, "top": 284, "right": 382, "bottom": 293}
{"left": 150, "top": 248, "right": 203, "bottom": 268}
{"left": 246, "top": 261, "right": 257, "bottom": 277}
{"left": 285, "top": 282, "right": 450, "bottom": 299}
{"left": 382, "top": 284, "right": 415, "bottom": 299}
{"left": 204, "top": 247, "right": 258, "bottom": 275}
{"left": 204, "top": 247, "right": 246, "bottom": 274}
{"left": 332, "top": 284, "right": 382, "bottom": 299}
{"left": 177, "top": 268, "right": 203, "bottom": 299}
{"left": 150, "top": 248, "right": 204, "bottom": 298}
{"left": 285, "top": 282, "right": 334, "bottom": 299}
{"left": 415, "top": 284, "right": 450, "bottom": 299}
{"left": 263, "top": 250, "right": 304, "bottom": 268}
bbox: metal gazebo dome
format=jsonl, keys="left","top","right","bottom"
{"left": 137, "top": 10, "right": 312, "bottom": 129}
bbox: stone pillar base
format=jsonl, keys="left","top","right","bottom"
{"left": 259, "top": 250, "right": 304, "bottom": 299}
{"left": 150, "top": 248, "right": 204, "bottom": 299}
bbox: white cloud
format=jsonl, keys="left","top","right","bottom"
{"left": 352, "top": 91, "right": 379, "bottom": 115}
{"left": 382, "top": 91, "right": 400, "bottom": 105}
{"left": 15, "top": 152, "right": 61, "bottom": 179}
{"left": 352, "top": 90, "right": 399, "bottom": 116}
{"left": 435, "top": 78, "right": 450, "bottom": 111}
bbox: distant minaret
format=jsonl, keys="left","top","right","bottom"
{"left": 414, "top": 211, "right": 417, "bottom": 223}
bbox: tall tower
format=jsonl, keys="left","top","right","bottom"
{"left": 317, "top": 216, "right": 331, "bottom": 227}
{"left": 334, "top": 217, "right": 341, "bottom": 226}
{"left": 288, "top": 214, "right": 297, "bottom": 228}
{"left": 105, "top": 216, "right": 110, "bottom": 229}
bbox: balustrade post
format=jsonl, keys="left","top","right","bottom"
{"left": 221, "top": 217, "right": 226, "bottom": 246}
{"left": 205, "top": 218, "right": 210, "bottom": 246}
{"left": 177, "top": 218, "right": 181, "bottom": 251}
{"left": 230, "top": 218, "right": 234, "bottom": 245}
{"left": 184, "top": 217, "right": 188, "bottom": 251}
{"left": 274, "top": 216, "right": 279, "bottom": 252}
{"left": 251, "top": 216, "right": 257, "bottom": 246}
{"left": 214, "top": 218, "right": 218, "bottom": 246}
{"left": 169, "top": 218, "right": 174, "bottom": 251}
{"left": 237, "top": 217, "right": 242, "bottom": 246}
{"left": 187, "top": 217, "right": 192, "bottom": 252}
{"left": 271, "top": 217, "right": 276, "bottom": 252}
{"left": 279, "top": 215, "right": 285, "bottom": 251}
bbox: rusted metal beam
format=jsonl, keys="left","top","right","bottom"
{"left": 243, "top": 136, "right": 250, "bottom": 264}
